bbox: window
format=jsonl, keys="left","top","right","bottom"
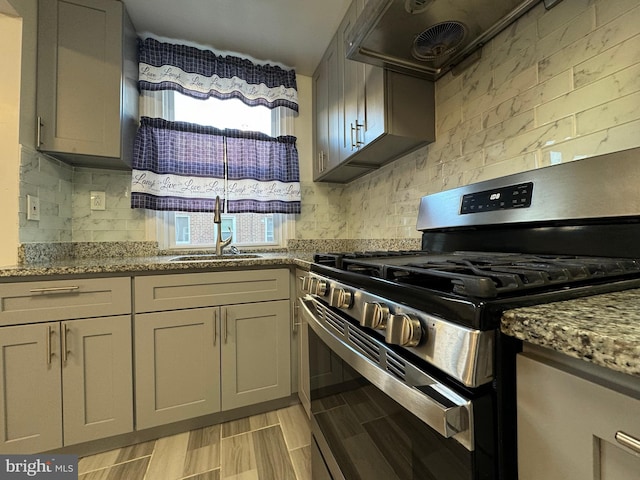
{"left": 159, "top": 92, "right": 291, "bottom": 250}
{"left": 175, "top": 215, "right": 191, "bottom": 244}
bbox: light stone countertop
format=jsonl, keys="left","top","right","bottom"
{"left": 501, "top": 289, "right": 640, "bottom": 378}
{"left": 0, "top": 252, "right": 314, "bottom": 279}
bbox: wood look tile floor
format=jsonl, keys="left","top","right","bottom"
{"left": 78, "top": 404, "right": 310, "bottom": 480}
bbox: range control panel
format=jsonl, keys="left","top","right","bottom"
{"left": 460, "top": 182, "right": 533, "bottom": 214}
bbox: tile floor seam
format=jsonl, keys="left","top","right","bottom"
{"left": 220, "top": 422, "right": 284, "bottom": 440}
{"left": 79, "top": 454, "right": 154, "bottom": 476}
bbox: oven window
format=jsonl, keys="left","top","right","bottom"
{"left": 309, "top": 328, "right": 478, "bottom": 480}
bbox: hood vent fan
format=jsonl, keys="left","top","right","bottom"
{"left": 346, "top": 0, "right": 564, "bottom": 80}
{"left": 412, "top": 21, "right": 466, "bottom": 61}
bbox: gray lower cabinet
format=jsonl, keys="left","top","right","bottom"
{"left": 134, "top": 309, "right": 221, "bottom": 430}
{"left": 0, "top": 316, "right": 133, "bottom": 453}
{"left": 134, "top": 269, "right": 292, "bottom": 430}
{"left": 517, "top": 351, "right": 640, "bottom": 480}
{"left": 221, "top": 300, "right": 291, "bottom": 411}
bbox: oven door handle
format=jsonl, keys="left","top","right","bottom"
{"left": 299, "top": 296, "right": 473, "bottom": 451}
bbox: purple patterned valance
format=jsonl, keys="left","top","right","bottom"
{"left": 131, "top": 117, "right": 301, "bottom": 214}
{"left": 138, "top": 38, "right": 298, "bottom": 112}
{"left": 226, "top": 130, "right": 301, "bottom": 214}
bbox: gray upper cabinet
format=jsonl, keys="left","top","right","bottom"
{"left": 36, "top": 0, "right": 138, "bottom": 169}
{"left": 313, "top": 0, "right": 435, "bottom": 183}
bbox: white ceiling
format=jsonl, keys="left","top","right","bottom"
{"left": 122, "top": 0, "right": 352, "bottom": 76}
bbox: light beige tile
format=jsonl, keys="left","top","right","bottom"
{"left": 535, "top": 6, "right": 595, "bottom": 60}
{"left": 484, "top": 117, "right": 573, "bottom": 165}
{"left": 536, "top": 0, "right": 593, "bottom": 38}
{"left": 220, "top": 431, "right": 256, "bottom": 478}
{"left": 539, "top": 5, "right": 640, "bottom": 81}
{"left": 146, "top": 431, "right": 190, "bottom": 480}
{"left": 78, "top": 451, "right": 120, "bottom": 475}
{"left": 541, "top": 118, "right": 640, "bottom": 164}
{"left": 289, "top": 446, "right": 310, "bottom": 480}
{"left": 537, "top": 62, "right": 640, "bottom": 126}
{"left": 251, "top": 426, "right": 296, "bottom": 480}
{"left": 574, "top": 33, "right": 640, "bottom": 88}
{"left": 183, "top": 470, "right": 221, "bottom": 480}
{"left": 462, "top": 110, "right": 535, "bottom": 155}
{"left": 277, "top": 404, "right": 311, "bottom": 451}
{"left": 595, "top": 0, "right": 640, "bottom": 26}
{"left": 576, "top": 91, "right": 640, "bottom": 136}
{"left": 184, "top": 425, "right": 222, "bottom": 477}
{"left": 79, "top": 457, "right": 150, "bottom": 480}
{"left": 482, "top": 70, "right": 572, "bottom": 128}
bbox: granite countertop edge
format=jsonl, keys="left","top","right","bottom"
{"left": 501, "top": 289, "right": 640, "bottom": 378}
{"left": 0, "top": 252, "right": 314, "bottom": 278}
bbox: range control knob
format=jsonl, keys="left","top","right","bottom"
{"left": 314, "top": 279, "right": 328, "bottom": 296}
{"left": 361, "top": 302, "right": 389, "bottom": 329}
{"left": 329, "top": 287, "right": 354, "bottom": 309}
{"left": 301, "top": 276, "right": 313, "bottom": 293}
{"left": 385, "top": 313, "right": 422, "bottom": 347}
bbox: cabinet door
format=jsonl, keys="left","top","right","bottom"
{"left": 135, "top": 309, "right": 221, "bottom": 429}
{"left": 0, "top": 323, "right": 62, "bottom": 453}
{"left": 62, "top": 316, "right": 133, "bottom": 446}
{"left": 37, "top": 0, "right": 122, "bottom": 158}
{"left": 517, "top": 354, "right": 640, "bottom": 480}
{"left": 221, "top": 300, "right": 291, "bottom": 410}
{"left": 338, "top": 0, "right": 360, "bottom": 162}
{"left": 313, "top": 45, "right": 330, "bottom": 181}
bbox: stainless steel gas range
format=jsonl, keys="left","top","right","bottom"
{"left": 298, "top": 147, "right": 640, "bottom": 480}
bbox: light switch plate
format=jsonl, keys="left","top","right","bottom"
{"left": 91, "top": 191, "right": 106, "bottom": 210}
{"left": 27, "top": 195, "right": 40, "bottom": 221}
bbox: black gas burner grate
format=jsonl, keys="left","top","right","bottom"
{"left": 384, "top": 254, "right": 640, "bottom": 298}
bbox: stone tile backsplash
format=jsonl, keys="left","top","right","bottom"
{"left": 17, "top": 0, "right": 640, "bottom": 245}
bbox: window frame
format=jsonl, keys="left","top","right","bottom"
{"left": 146, "top": 90, "right": 296, "bottom": 251}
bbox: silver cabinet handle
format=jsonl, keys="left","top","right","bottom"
{"left": 292, "top": 303, "right": 301, "bottom": 333}
{"left": 62, "top": 323, "right": 69, "bottom": 365}
{"left": 350, "top": 123, "right": 356, "bottom": 149}
{"left": 37, "top": 116, "right": 43, "bottom": 148}
{"left": 223, "top": 308, "right": 228, "bottom": 343}
{"left": 213, "top": 309, "right": 218, "bottom": 346}
{"left": 615, "top": 431, "right": 640, "bottom": 454}
{"left": 30, "top": 286, "right": 80, "bottom": 295}
{"left": 46, "top": 325, "right": 53, "bottom": 365}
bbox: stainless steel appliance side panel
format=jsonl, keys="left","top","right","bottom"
{"left": 417, "top": 147, "right": 640, "bottom": 230}
{"left": 305, "top": 272, "right": 495, "bottom": 388}
{"left": 299, "top": 296, "right": 475, "bottom": 451}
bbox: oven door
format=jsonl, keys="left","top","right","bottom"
{"left": 299, "top": 296, "right": 495, "bottom": 480}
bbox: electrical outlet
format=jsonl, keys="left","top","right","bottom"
{"left": 27, "top": 195, "right": 40, "bottom": 221}
{"left": 91, "top": 191, "right": 106, "bottom": 211}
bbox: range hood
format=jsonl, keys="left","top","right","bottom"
{"left": 346, "top": 0, "right": 563, "bottom": 79}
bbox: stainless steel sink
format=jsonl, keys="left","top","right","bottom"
{"left": 169, "top": 254, "right": 261, "bottom": 262}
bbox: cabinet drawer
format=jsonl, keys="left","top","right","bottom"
{"left": 135, "top": 269, "right": 290, "bottom": 312}
{"left": 0, "top": 277, "right": 131, "bottom": 326}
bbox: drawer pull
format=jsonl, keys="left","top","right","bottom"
{"left": 30, "top": 286, "right": 80, "bottom": 295}
{"left": 615, "top": 431, "right": 640, "bottom": 454}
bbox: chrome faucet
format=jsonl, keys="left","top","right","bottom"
{"left": 214, "top": 195, "right": 232, "bottom": 255}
